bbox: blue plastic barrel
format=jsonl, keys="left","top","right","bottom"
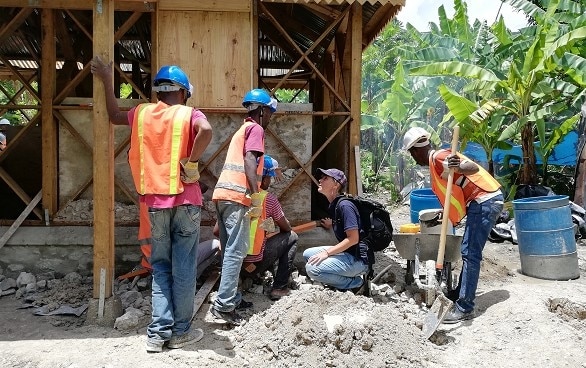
{"left": 409, "top": 188, "right": 442, "bottom": 224}
{"left": 512, "top": 195, "right": 579, "bottom": 280}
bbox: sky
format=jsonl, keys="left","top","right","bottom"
{"left": 395, "top": 0, "right": 529, "bottom": 32}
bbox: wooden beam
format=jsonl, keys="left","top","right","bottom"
{"left": 0, "top": 8, "right": 33, "bottom": 45}
{"left": 0, "top": 191, "right": 42, "bottom": 250}
{"left": 0, "top": 1, "right": 156, "bottom": 11}
{"left": 348, "top": 3, "right": 361, "bottom": 195}
{"left": 92, "top": 0, "right": 115, "bottom": 299}
{"left": 0, "top": 167, "right": 44, "bottom": 220}
{"left": 41, "top": 9, "right": 58, "bottom": 217}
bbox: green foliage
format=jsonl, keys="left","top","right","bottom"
{"left": 274, "top": 89, "right": 309, "bottom": 104}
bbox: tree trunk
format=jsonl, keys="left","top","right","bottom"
{"left": 520, "top": 123, "right": 538, "bottom": 185}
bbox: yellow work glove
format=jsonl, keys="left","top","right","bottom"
{"left": 179, "top": 158, "right": 200, "bottom": 184}
{"left": 245, "top": 192, "right": 263, "bottom": 218}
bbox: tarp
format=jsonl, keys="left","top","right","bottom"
{"left": 461, "top": 131, "right": 579, "bottom": 166}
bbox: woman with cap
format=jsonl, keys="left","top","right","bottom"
{"left": 303, "top": 168, "right": 370, "bottom": 292}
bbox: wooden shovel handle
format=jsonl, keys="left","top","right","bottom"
{"left": 436, "top": 126, "right": 460, "bottom": 269}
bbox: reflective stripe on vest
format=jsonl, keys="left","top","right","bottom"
{"left": 429, "top": 151, "right": 501, "bottom": 224}
{"left": 212, "top": 120, "right": 264, "bottom": 205}
{"left": 248, "top": 190, "right": 268, "bottom": 256}
{"left": 128, "top": 102, "right": 192, "bottom": 195}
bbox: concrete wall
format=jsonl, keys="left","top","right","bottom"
{"left": 0, "top": 224, "right": 337, "bottom": 279}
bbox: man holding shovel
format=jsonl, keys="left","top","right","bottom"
{"left": 403, "top": 127, "right": 503, "bottom": 323}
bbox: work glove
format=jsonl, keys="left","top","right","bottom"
{"left": 245, "top": 192, "right": 263, "bottom": 218}
{"left": 179, "top": 158, "right": 200, "bottom": 184}
{"left": 258, "top": 217, "right": 277, "bottom": 233}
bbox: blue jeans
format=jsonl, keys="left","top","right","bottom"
{"left": 456, "top": 194, "right": 504, "bottom": 313}
{"left": 303, "top": 246, "right": 368, "bottom": 290}
{"left": 214, "top": 200, "right": 249, "bottom": 312}
{"left": 242, "top": 231, "right": 298, "bottom": 289}
{"left": 147, "top": 205, "right": 201, "bottom": 342}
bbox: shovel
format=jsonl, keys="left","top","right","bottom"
{"left": 422, "top": 125, "right": 459, "bottom": 339}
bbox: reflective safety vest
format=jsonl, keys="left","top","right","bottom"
{"left": 128, "top": 102, "right": 193, "bottom": 195}
{"left": 430, "top": 151, "right": 501, "bottom": 225}
{"left": 247, "top": 190, "right": 268, "bottom": 256}
{"left": 138, "top": 202, "right": 152, "bottom": 270}
{"left": 212, "top": 119, "right": 264, "bottom": 206}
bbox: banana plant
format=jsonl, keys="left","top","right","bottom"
{"left": 410, "top": 0, "right": 586, "bottom": 185}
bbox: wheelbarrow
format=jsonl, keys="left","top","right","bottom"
{"left": 393, "top": 233, "right": 462, "bottom": 306}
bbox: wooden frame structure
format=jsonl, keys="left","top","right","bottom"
{"left": 0, "top": 0, "right": 405, "bottom": 301}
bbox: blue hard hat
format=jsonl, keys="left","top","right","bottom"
{"left": 262, "top": 155, "right": 279, "bottom": 177}
{"left": 242, "top": 89, "right": 275, "bottom": 112}
{"left": 153, "top": 65, "right": 192, "bottom": 98}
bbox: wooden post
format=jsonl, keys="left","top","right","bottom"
{"left": 41, "top": 9, "right": 57, "bottom": 217}
{"left": 348, "top": 3, "right": 362, "bottom": 195}
{"left": 92, "top": 0, "right": 115, "bottom": 299}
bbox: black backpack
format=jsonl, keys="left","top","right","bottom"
{"left": 335, "top": 194, "right": 394, "bottom": 252}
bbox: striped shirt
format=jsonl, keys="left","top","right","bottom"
{"left": 243, "top": 192, "right": 285, "bottom": 263}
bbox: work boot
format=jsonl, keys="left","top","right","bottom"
{"left": 145, "top": 339, "right": 165, "bottom": 353}
{"left": 168, "top": 328, "right": 204, "bottom": 349}
{"left": 442, "top": 307, "right": 475, "bottom": 324}
{"left": 269, "top": 287, "right": 291, "bottom": 300}
{"left": 211, "top": 307, "right": 243, "bottom": 326}
{"left": 236, "top": 299, "right": 253, "bottom": 310}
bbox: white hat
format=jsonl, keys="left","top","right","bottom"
{"left": 402, "top": 127, "right": 431, "bottom": 150}
{"left": 0, "top": 118, "right": 9, "bottom": 125}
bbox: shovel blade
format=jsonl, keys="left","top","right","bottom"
{"left": 422, "top": 293, "right": 453, "bottom": 339}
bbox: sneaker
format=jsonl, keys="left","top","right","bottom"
{"left": 145, "top": 339, "right": 165, "bottom": 353}
{"left": 236, "top": 299, "right": 253, "bottom": 310}
{"left": 442, "top": 307, "right": 475, "bottom": 324}
{"left": 211, "top": 308, "right": 243, "bottom": 326}
{"left": 168, "top": 328, "right": 204, "bottom": 349}
{"left": 269, "top": 287, "right": 290, "bottom": 300}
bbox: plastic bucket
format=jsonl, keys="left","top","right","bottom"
{"left": 512, "top": 195, "right": 579, "bottom": 280}
{"left": 419, "top": 209, "right": 453, "bottom": 234}
{"left": 410, "top": 188, "right": 442, "bottom": 224}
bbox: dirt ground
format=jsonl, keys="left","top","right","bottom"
{"left": 1, "top": 202, "right": 586, "bottom": 368}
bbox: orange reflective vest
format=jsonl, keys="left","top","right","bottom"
{"left": 430, "top": 151, "right": 501, "bottom": 225}
{"left": 212, "top": 120, "right": 264, "bottom": 205}
{"left": 248, "top": 190, "right": 268, "bottom": 256}
{"left": 128, "top": 102, "right": 193, "bottom": 195}
{"left": 138, "top": 202, "right": 152, "bottom": 270}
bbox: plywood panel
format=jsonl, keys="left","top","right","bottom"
{"left": 158, "top": 0, "right": 250, "bottom": 12}
{"left": 158, "top": 10, "right": 252, "bottom": 108}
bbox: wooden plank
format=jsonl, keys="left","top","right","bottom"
{"left": 0, "top": 1, "right": 156, "bottom": 11}
{"left": 157, "top": 10, "right": 252, "bottom": 108}
{"left": 192, "top": 271, "right": 220, "bottom": 320}
{"left": 0, "top": 167, "right": 43, "bottom": 220}
{"left": 92, "top": 0, "right": 115, "bottom": 299}
{"left": 348, "top": 3, "right": 362, "bottom": 196}
{"left": 158, "top": 0, "right": 250, "bottom": 12}
{"left": 354, "top": 145, "right": 363, "bottom": 196}
{"left": 0, "top": 191, "right": 42, "bottom": 250}
{"left": 41, "top": 9, "right": 58, "bottom": 217}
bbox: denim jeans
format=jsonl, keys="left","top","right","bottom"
{"left": 456, "top": 194, "right": 504, "bottom": 313}
{"left": 303, "top": 246, "right": 368, "bottom": 290}
{"left": 214, "top": 200, "right": 249, "bottom": 312}
{"left": 147, "top": 205, "right": 200, "bottom": 343}
{"left": 242, "top": 231, "right": 298, "bottom": 289}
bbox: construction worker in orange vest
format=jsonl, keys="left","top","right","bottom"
{"left": 91, "top": 57, "right": 212, "bottom": 353}
{"left": 211, "top": 89, "right": 276, "bottom": 325}
{"left": 240, "top": 155, "right": 298, "bottom": 301}
{"left": 403, "top": 127, "right": 503, "bottom": 324}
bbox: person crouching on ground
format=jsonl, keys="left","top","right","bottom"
{"left": 303, "top": 168, "right": 369, "bottom": 292}
{"left": 402, "top": 127, "right": 503, "bottom": 323}
{"left": 240, "top": 155, "right": 298, "bottom": 300}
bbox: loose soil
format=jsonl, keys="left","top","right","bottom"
{"left": 1, "top": 203, "right": 585, "bottom": 368}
